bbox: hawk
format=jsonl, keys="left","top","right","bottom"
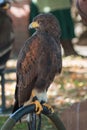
{"left": 12, "top": 13, "right": 62, "bottom": 114}
{"left": 0, "top": 2, "right": 14, "bottom": 70}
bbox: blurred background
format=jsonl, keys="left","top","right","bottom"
{"left": 0, "top": 0, "right": 87, "bottom": 130}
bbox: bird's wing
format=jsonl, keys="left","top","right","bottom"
{"left": 0, "top": 11, "right": 14, "bottom": 67}
{"left": 0, "top": 11, "right": 14, "bottom": 52}
{"left": 16, "top": 35, "right": 42, "bottom": 106}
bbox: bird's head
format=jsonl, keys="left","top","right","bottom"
{"left": 29, "top": 13, "right": 61, "bottom": 40}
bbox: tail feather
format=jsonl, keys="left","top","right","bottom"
{"left": 12, "top": 85, "right": 21, "bottom": 113}
{"left": 12, "top": 100, "right": 19, "bottom": 113}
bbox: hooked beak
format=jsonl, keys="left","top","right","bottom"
{"left": 29, "top": 21, "right": 39, "bottom": 29}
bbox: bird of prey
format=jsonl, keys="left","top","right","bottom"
{"left": 0, "top": 2, "right": 14, "bottom": 70}
{"left": 12, "top": 13, "right": 62, "bottom": 114}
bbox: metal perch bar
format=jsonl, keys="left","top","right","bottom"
{"left": 1, "top": 104, "right": 66, "bottom": 130}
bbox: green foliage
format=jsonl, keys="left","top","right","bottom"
{"left": 0, "top": 115, "right": 57, "bottom": 130}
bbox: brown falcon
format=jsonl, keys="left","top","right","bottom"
{"left": 12, "top": 13, "right": 62, "bottom": 114}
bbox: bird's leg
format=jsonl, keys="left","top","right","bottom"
{"left": 41, "top": 101, "right": 54, "bottom": 113}
{"left": 30, "top": 90, "right": 43, "bottom": 115}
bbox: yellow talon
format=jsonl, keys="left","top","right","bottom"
{"left": 43, "top": 103, "right": 54, "bottom": 113}
{"left": 31, "top": 90, "right": 43, "bottom": 114}
{"left": 31, "top": 100, "right": 43, "bottom": 115}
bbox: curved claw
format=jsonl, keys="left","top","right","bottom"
{"left": 31, "top": 100, "right": 43, "bottom": 115}
{"left": 43, "top": 103, "right": 54, "bottom": 113}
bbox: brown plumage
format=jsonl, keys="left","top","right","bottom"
{"left": 12, "top": 13, "right": 62, "bottom": 113}
{"left": 0, "top": 8, "right": 14, "bottom": 70}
